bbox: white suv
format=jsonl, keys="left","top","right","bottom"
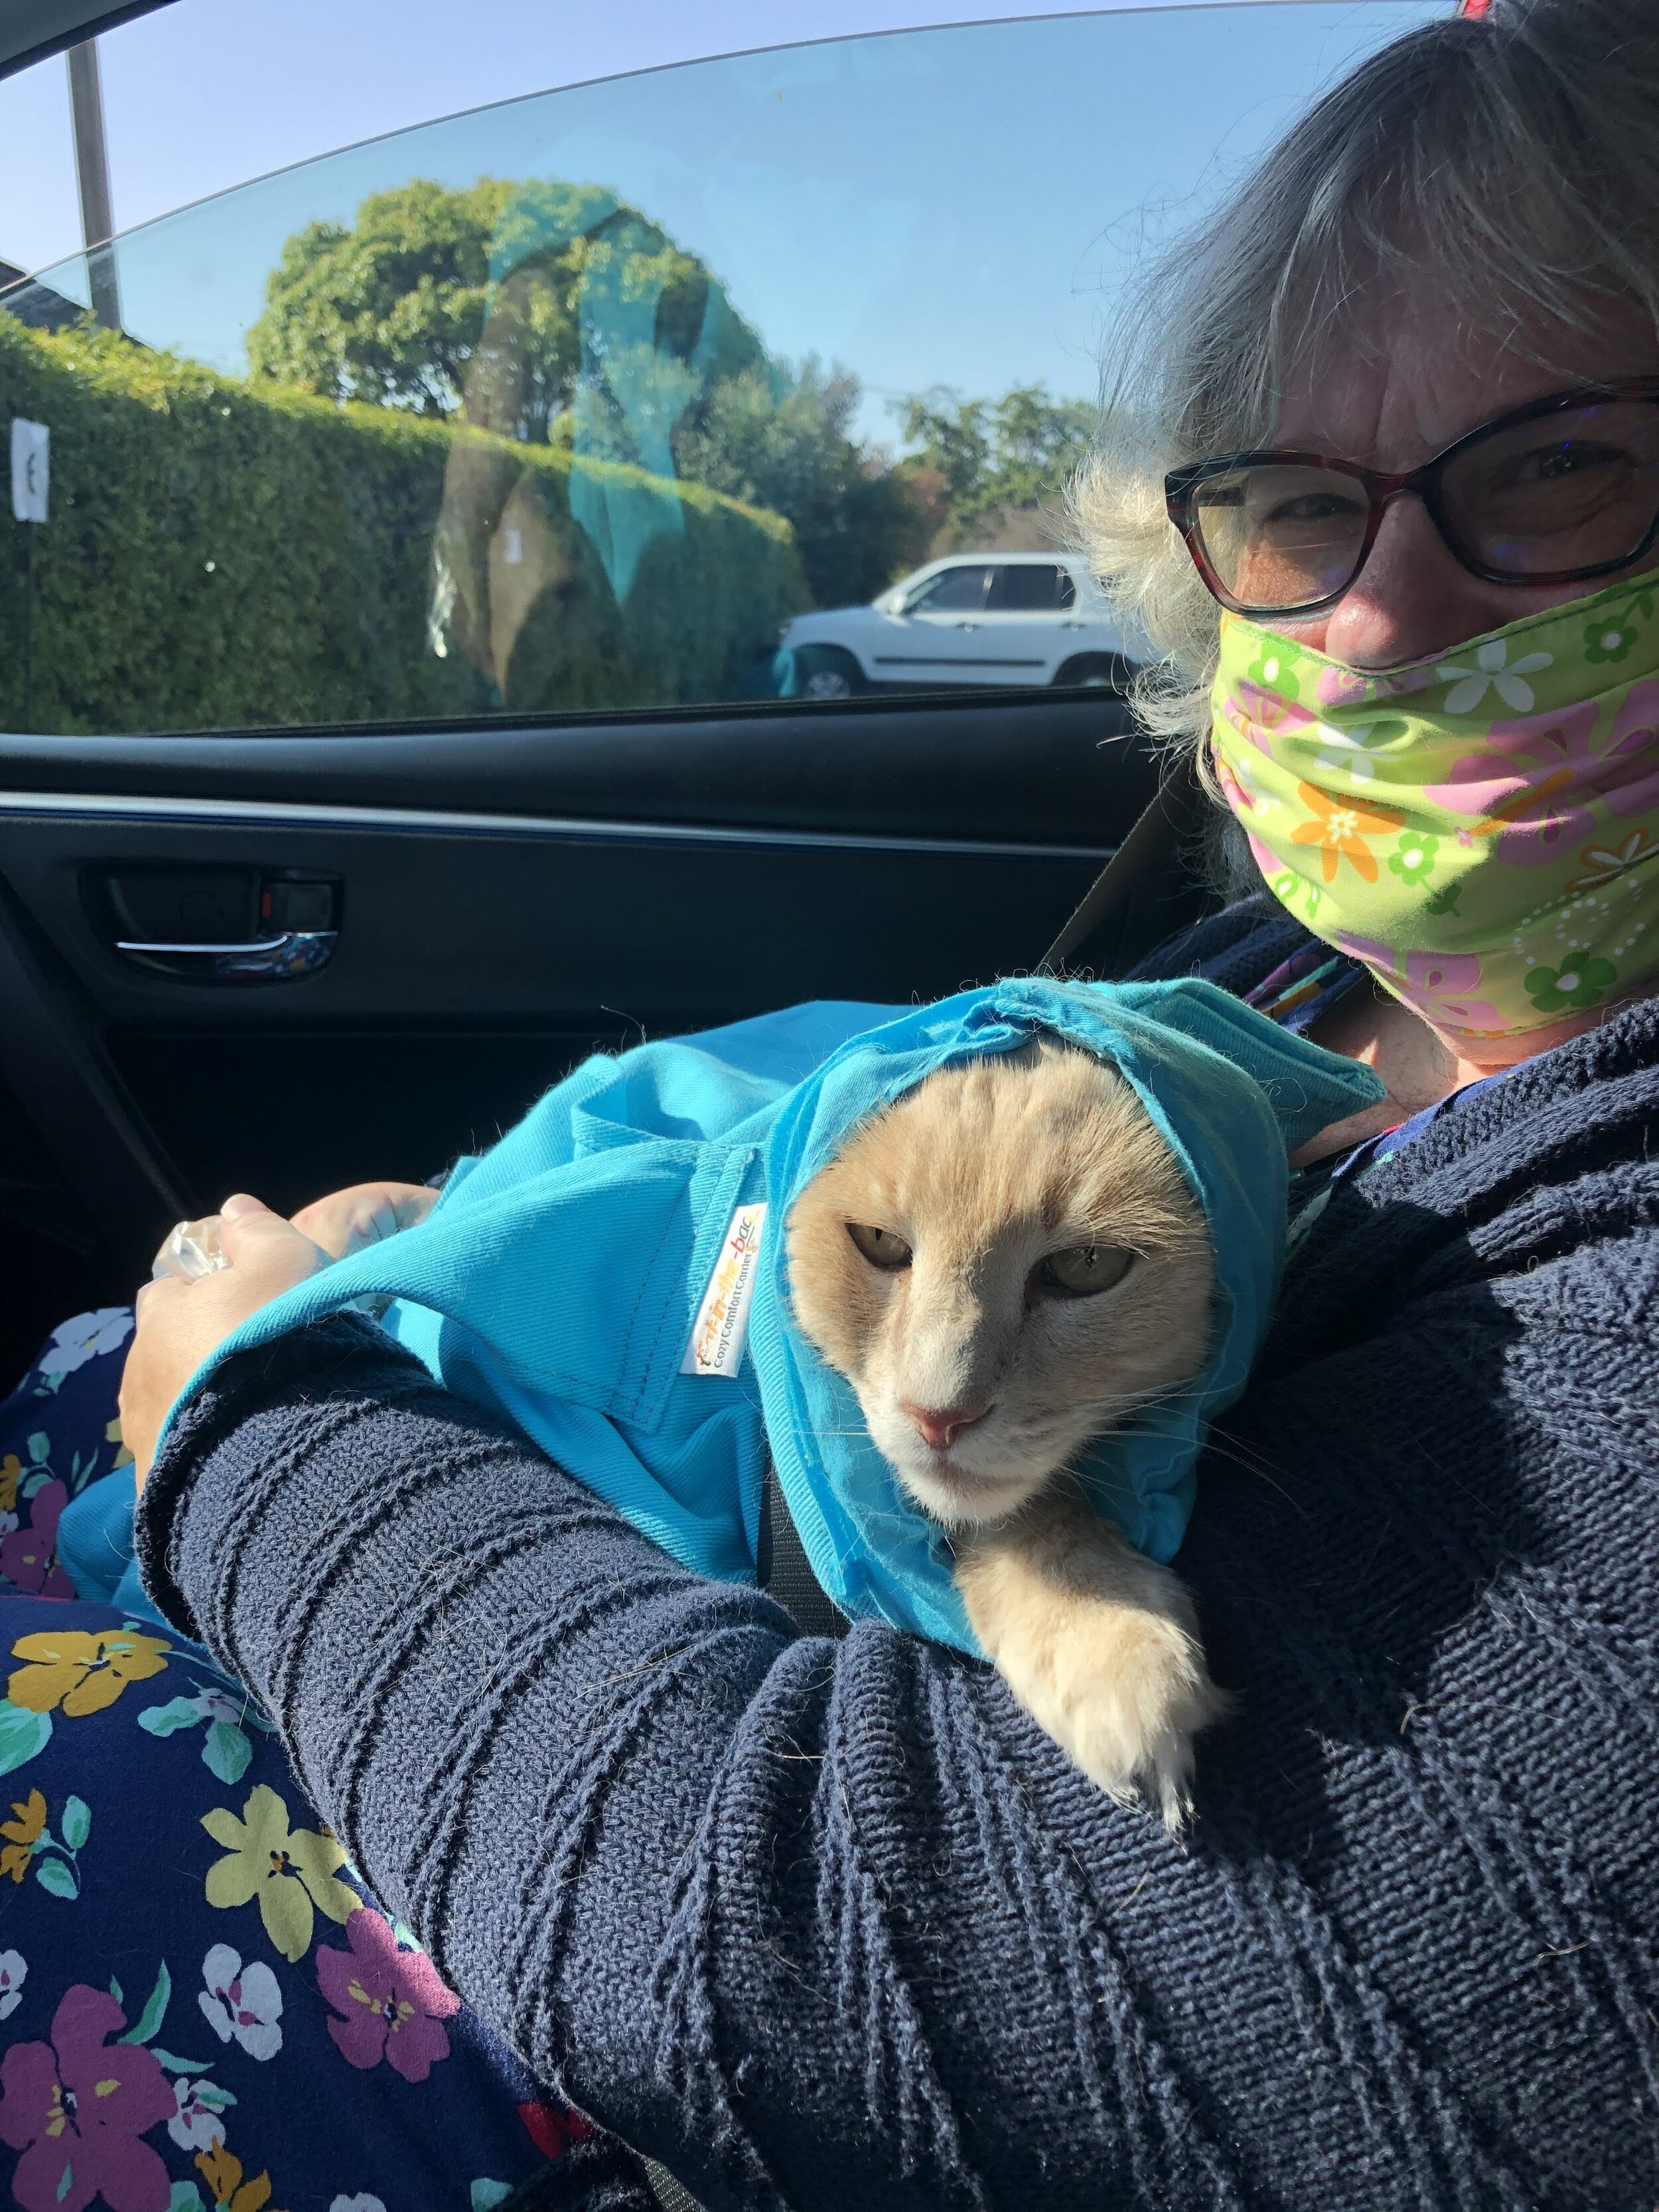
{"left": 778, "top": 552, "right": 1137, "bottom": 698}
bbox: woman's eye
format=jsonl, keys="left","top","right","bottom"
{"left": 847, "top": 1221, "right": 913, "bottom": 1271}
{"left": 1263, "top": 492, "right": 1365, "bottom": 528}
{"left": 1502, "top": 438, "right": 1625, "bottom": 486}
{"left": 1033, "top": 1245, "right": 1134, "bottom": 1299}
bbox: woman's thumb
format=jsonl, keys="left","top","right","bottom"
{"left": 216, "top": 1194, "right": 328, "bottom": 1283}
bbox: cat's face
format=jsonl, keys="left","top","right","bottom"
{"left": 785, "top": 1039, "right": 1215, "bottom": 1529}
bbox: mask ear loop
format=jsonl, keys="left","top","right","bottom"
{"left": 1037, "top": 751, "right": 1208, "bottom": 978}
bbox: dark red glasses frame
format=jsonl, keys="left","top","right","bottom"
{"left": 1164, "top": 376, "right": 1659, "bottom": 617}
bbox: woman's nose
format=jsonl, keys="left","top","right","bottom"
{"left": 1315, "top": 494, "right": 1516, "bottom": 669}
{"left": 901, "top": 1399, "right": 993, "bottom": 1452}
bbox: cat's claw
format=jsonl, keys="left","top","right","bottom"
{"left": 956, "top": 1505, "right": 1230, "bottom": 1828}
{"left": 1017, "top": 1601, "right": 1228, "bottom": 1829}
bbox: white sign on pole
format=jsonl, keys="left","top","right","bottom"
{"left": 11, "top": 419, "right": 49, "bottom": 524}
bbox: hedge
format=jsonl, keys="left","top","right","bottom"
{"left": 0, "top": 316, "right": 808, "bottom": 735}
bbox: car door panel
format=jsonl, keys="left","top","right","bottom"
{"left": 977, "top": 564, "right": 1072, "bottom": 682}
{"left": 880, "top": 565, "right": 993, "bottom": 682}
{"left": 0, "top": 691, "right": 1142, "bottom": 840}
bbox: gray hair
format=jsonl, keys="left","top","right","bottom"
{"left": 1074, "top": 0, "right": 1659, "bottom": 759}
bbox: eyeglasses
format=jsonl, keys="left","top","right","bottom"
{"left": 1165, "top": 378, "right": 1659, "bottom": 619}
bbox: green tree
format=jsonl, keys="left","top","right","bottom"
{"left": 897, "top": 381, "right": 1098, "bottom": 542}
{"left": 674, "top": 359, "right": 930, "bottom": 606}
{"left": 246, "top": 177, "right": 766, "bottom": 447}
{"left": 897, "top": 387, "right": 991, "bottom": 511}
{"left": 248, "top": 178, "right": 506, "bottom": 415}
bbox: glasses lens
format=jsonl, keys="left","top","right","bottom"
{"left": 1441, "top": 398, "right": 1659, "bottom": 578}
{"left": 1188, "top": 463, "right": 1371, "bottom": 611}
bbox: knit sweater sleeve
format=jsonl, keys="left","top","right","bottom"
{"left": 134, "top": 1023, "right": 1659, "bottom": 2212}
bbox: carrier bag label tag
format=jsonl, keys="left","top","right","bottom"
{"left": 682, "top": 1202, "right": 767, "bottom": 1376}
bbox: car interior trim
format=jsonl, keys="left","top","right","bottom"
{"left": 0, "top": 789, "right": 1114, "bottom": 863}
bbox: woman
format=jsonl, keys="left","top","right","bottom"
{"left": 15, "top": 0, "right": 1659, "bottom": 2204}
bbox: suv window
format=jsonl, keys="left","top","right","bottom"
{"left": 910, "top": 565, "right": 993, "bottom": 614}
{"left": 987, "top": 563, "right": 1076, "bottom": 613}
{"left": 0, "top": 3, "right": 1443, "bottom": 737}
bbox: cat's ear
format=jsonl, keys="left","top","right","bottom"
{"left": 1104, "top": 977, "right": 1387, "bottom": 1154}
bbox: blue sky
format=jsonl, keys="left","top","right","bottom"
{"left": 0, "top": 1, "right": 1446, "bottom": 443}
{"left": 3, "top": 1, "right": 1192, "bottom": 274}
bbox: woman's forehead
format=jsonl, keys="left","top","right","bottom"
{"left": 1271, "top": 285, "right": 1659, "bottom": 469}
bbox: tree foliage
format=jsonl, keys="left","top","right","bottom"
{"left": 247, "top": 177, "right": 765, "bottom": 443}
{"left": 897, "top": 382, "right": 1099, "bottom": 541}
{"left": 673, "top": 359, "right": 930, "bottom": 607}
{"left": 247, "top": 179, "right": 505, "bottom": 415}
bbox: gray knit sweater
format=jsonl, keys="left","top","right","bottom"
{"left": 137, "top": 992, "right": 1659, "bottom": 2212}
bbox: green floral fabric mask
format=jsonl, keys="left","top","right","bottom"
{"left": 1210, "top": 575, "right": 1659, "bottom": 1042}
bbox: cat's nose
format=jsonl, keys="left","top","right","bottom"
{"left": 901, "top": 1399, "right": 993, "bottom": 1453}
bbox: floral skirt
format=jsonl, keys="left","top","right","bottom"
{"left": 0, "top": 1315, "right": 594, "bottom": 2212}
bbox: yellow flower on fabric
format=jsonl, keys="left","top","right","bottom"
{"left": 1288, "top": 781, "right": 1407, "bottom": 885}
{"left": 104, "top": 1416, "right": 135, "bottom": 1471}
{"left": 202, "top": 1784, "right": 359, "bottom": 1963}
{"left": 7, "top": 1626, "right": 171, "bottom": 1717}
{"left": 196, "top": 2136, "right": 283, "bottom": 2212}
{"left": 0, "top": 1457, "right": 20, "bottom": 1514}
{"left": 0, "top": 1789, "right": 46, "bottom": 1881}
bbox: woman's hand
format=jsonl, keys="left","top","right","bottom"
{"left": 121, "top": 1195, "right": 326, "bottom": 1491}
{"left": 289, "top": 1179, "right": 438, "bottom": 1260}
{"left": 119, "top": 1181, "right": 437, "bottom": 1490}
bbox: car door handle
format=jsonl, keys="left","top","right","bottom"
{"left": 113, "top": 930, "right": 338, "bottom": 982}
{"left": 956, "top": 620, "right": 980, "bottom": 630}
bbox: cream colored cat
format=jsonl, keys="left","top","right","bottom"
{"left": 786, "top": 1037, "right": 1229, "bottom": 1824}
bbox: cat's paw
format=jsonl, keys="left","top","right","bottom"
{"left": 956, "top": 1508, "right": 1230, "bottom": 1828}
{"left": 1008, "top": 1596, "right": 1229, "bottom": 1828}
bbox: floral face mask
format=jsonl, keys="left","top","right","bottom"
{"left": 1210, "top": 574, "right": 1659, "bottom": 1042}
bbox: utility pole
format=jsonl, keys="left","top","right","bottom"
{"left": 66, "top": 40, "right": 121, "bottom": 331}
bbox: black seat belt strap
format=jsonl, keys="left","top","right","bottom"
{"left": 757, "top": 1459, "right": 849, "bottom": 1639}
{"left": 1037, "top": 751, "right": 1205, "bottom": 978}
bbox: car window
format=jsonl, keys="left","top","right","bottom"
{"left": 0, "top": 3, "right": 1446, "bottom": 737}
{"left": 910, "top": 565, "right": 993, "bottom": 614}
{"left": 986, "top": 563, "right": 1076, "bottom": 613}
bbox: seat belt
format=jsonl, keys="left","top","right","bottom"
{"left": 1037, "top": 751, "right": 1207, "bottom": 978}
{"left": 757, "top": 1460, "right": 849, "bottom": 1638}
{"left": 635, "top": 2157, "right": 705, "bottom": 2212}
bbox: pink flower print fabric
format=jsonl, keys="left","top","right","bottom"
{"left": 1425, "top": 700, "right": 1603, "bottom": 865}
{"left": 0, "top": 1984, "right": 174, "bottom": 2212}
{"left": 0, "top": 1484, "right": 76, "bottom": 1603}
{"left": 315, "top": 1907, "right": 461, "bottom": 2083}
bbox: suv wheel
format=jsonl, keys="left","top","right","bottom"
{"left": 794, "top": 645, "right": 864, "bottom": 698}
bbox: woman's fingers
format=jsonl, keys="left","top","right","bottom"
{"left": 121, "top": 1199, "right": 330, "bottom": 1491}
{"left": 289, "top": 1180, "right": 438, "bottom": 1260}
{"left": 123, "top": 1178, "right": 434, "bottom": 1487}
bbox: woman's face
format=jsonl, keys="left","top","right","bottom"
{"left": 1268, "top": 283, "right": 1659, "bottom": 669}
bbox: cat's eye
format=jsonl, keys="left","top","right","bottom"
{"left": 847, "top": 1221, "right": 913, "bottom": 1271}
{"left": 1033, "top": 1245, "right": 1134, "bottom": 1299}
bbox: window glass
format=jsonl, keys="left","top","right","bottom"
{"left": 910, "top": 565, "right": 993, "bottom": 613}
{"left": 0, "top": 3, "right": 1445, "bottom": 736}
{"left": 987, "top": 563, "right": 1074, "bottom": 613}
